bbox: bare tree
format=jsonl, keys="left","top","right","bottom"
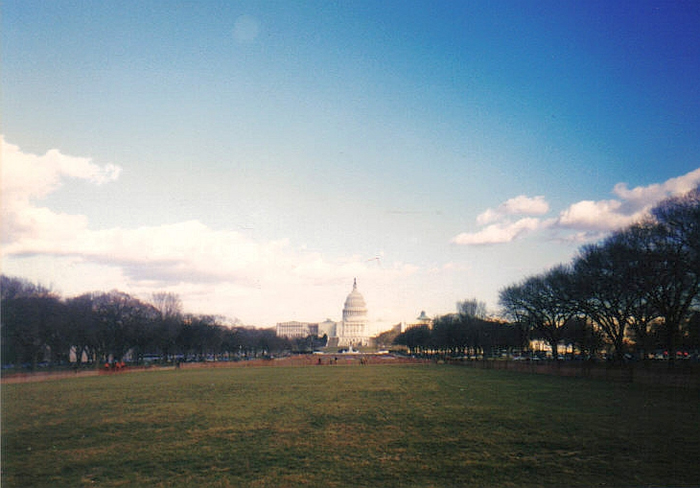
{"left": 151, "top": 292, "right": 183, "bottom": 321}
{"left": 92, "top": 291, "right": 153, "bottom": 362}
{"left": 645, "top": 188, "right": 700, "bottom": 361}
{"left": 573, "top": 228, "right": 659, "bottom": 362}
{"left": 457, "top": 298, "right": 488, "bottom": 320}
{"left": 150, "top": 292, "right": 183, "bottom": 361}
{"left": 499, "top": 265, "right": 579, "bottom": 360}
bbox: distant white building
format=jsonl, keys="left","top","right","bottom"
{"left": 399, "top": 310, "right": 434, "bottom": 333}
{"left": 275, "top": 278, "right": 370, "bottom": 348}
{"left": 275, "top": 321, "right": 319, "bottom": 339}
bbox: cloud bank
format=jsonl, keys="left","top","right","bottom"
{"left": 451, "top": 217, "right": 542, "bottom": 246}
{"left": 476, "top": 195, "right": 549, "bottom": 226}
{"left": 452, "top": 167, "right": 700, "bottom": 246}
{"left": 1, "top": 138, "right": 419, "bottom": 324}
{"left": 3, "top": 137, "right": 698, "bottom": 323}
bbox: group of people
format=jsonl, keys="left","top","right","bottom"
{"left": 102, "top": 361, "right": 127, "bottom": 372}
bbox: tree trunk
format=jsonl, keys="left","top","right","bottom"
{"left": 550, "top": 340, "right": 559, "bottom": 360}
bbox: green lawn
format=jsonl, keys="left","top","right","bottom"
{"left": 2, "top": 363, "right": 698, "bottom": 487}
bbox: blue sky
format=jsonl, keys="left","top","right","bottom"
{"left": 3, "top": 1, "right": 700, "bottom": 330}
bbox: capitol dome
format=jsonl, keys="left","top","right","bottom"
{"left": 338, "top": 278, "right": 369, "bottom": 347}
{"left": 343, "top": 278, "right": 367, "bottom": 319}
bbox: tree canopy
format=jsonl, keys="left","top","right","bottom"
{"left": 499, "top": 187, "right": 700, "bottom": 361}
{"left": 1, "top": 280, "right": 289, "bottom": 368}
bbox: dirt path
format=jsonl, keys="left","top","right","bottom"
{"left": 1, "top": 355, "right": 423, "bottom": 384}
{"left": 1, "top": 370, "right": 100, "bottom": 384}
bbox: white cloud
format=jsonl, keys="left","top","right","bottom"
{"left": 555, "top": 167, "right": 700, "bottom": 234}
{"left": 477, "top": 195, "right": 549, "bottom": 225}
{"left": 451, "top": 217, "right": 541, "bottom": 245}
{"left": 1, "top": 137, "right": 120, "bottom": 205}
{"left": 451, "top": 167, "right": 700, "bottom": 246}
{"left": 555, "top": 199, "right": 633, "bottom": 231}
{"left": 1, "top": 137, "right": 121, "bottom": 246}
{"left": 452, "top": 194, "right": 549, "bottom": 245}
{"left": 613, "top": 167, "right": 700, "bottom": 204}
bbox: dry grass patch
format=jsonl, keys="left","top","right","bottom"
{"left": 2, "top": 363, "right": 699, "bottom": 487}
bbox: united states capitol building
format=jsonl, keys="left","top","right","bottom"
{"left": 276, "top": 278, "right": 370, "bottom": 347}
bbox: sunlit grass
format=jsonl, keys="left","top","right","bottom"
{"left": 2, "top": 364, "right": 699, "bottom": 487}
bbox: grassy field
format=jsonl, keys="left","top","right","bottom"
{"left": 2, "top": 362, "right": 699, "bottom": 487}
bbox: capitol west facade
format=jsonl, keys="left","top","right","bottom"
{"left": 276, "top": 279, "right": 370, "bottom": 347}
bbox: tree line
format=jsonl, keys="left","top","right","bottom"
{"left": 394, "top": 188, "right": 700, "bottom": 362}
{"left": 499, "top": 188, "right": 700, "bottom": 362}
{"left": 0, "top": 281, "right": 289, "bottom": 369}
{"left": 393, "top": 300, "right": 611, "bottom": 360}
{"left": 4, "top": 188, "right": 698, "bottom": 368}
{"left": 393, "top": 300, "right": 524, "bottom": 357}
